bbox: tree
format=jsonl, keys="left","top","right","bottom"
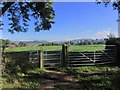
{"left": 1, "top": 1, "right": 120, "bottom": 34}
{"left": 0, "top": 2, "right": 55, "bottom": 33}
{"left": 18, "top": 42, "right": 26, "bottom": 47}
{"left": 107, "top": 33, "right": 116, "bottom": 39}
{"left": 97, "top": 0, "right": 120, "bottom": 12}
{"left": 0, "top": 39, "right": 10, "bottom": 53}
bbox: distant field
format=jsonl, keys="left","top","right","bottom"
{"left": 5, "top": 46, "right": 62, "bottom": 52}
{"left": 5, "top": 45, "right": 105, "bottom": 52}
{"left": 69, "top": 45, "right": 105, "bottom": 52}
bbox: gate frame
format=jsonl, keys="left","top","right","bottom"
{"left": 29, "top": 44, "right": 117, "bottom": 69}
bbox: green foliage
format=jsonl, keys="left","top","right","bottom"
{"left": 27, "top": 68, "right": 45, "bottom": 75}
{"left": 106, "top": 38, "right": 120, "bottom": 45}
{"left": 59, "top": 66, "right": 120, "bottom": 90}
{"left": 18, "top": 82, "right": 40, "bottom": 89}
{"left": 105, "top": 38, "right": 120, "bottom": 65}
{"left": 3, "top": 52, "right": 34, "bottom": 80}
{"left": 0, "top": 39, "right": 10, "bottom": 47}
{"left": 76, "top": 66, "right": 117, "bottom": 72}
{"left": 76, "top": 74, "right": 112, "bottom": 90}
{"left": 112, "top": 1, "right": 120, "bottom": 12}
{"left": 5, "top": 61, "right": 21, "bottom": 76}
{"left": 18, "top": 42, "right": 26, "bottom": 47}
{"left": 97, "top": 0, "right": 120, "bottom": 12}
{"left": 2, "top": 66, "right": 120, "bottom": 89}
{"left": 0, "top": 39, "right": 10, "bottom": 53}
{"left": 1, "top": 2, "right": 55, "bottom": 33}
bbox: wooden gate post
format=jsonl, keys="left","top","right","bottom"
{"left": 116, "top": 43, "right": 120, "bottom": 65}
{"left": 114, "top": 45, "right": 117, "bottom": 65}
{"left": 62, "top": 44, "right": 69, "bottom": 67}
{"left": 39, "top": 49, "right": 43, "bottom": 69}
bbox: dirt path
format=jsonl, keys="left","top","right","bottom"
{"left": 40, "top": 70, "right": 80, "bottom": 90}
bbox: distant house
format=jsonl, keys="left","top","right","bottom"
{"left": 26, "top": 43, "right": 39, "bottom": 46}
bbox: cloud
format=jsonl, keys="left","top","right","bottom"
{"left": 86, "top": 30, "right": 91, "bottom": 33}
{"left": 96, "top": 28, "right": 118, "bottom": 38}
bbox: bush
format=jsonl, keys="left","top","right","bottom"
{"left": 105, "top": 38, "right": 120, "bottom": 66}
{"left": 3, "top": 51, "right": 37, "bottom": 80}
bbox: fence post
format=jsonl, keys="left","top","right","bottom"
{"left": 115, "top": 45, "right": 117, "bottom": 62}
{"left": 39, "top": 49, "right": 43, "bottom": 69}
{"left": 116, "top": 44, "right": 120, "bottom": 65}
{"left": 94, "top": 51, "right": 96, "bottom": 63}
{"left": 62, "top": 44, "right": 69, "bottom": 67}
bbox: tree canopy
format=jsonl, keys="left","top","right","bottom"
{"left": 1, "top": 2, "right": 55, "bottom": 33}
{"left": 97, "top": 0, "right": 120, "bottom": 12}
{"left": 1, "top": 1, "right": 120, "bottom": 33}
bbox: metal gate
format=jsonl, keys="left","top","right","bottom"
{"left": 68, "top": 45, "right": 116, "bottom": 67}
{"left": 29, "top": 50, "right": 62, "bottom": 69}
{"left": 29, "top": 45, "right": 116, "bottom": 69}
{"left": 43, "top": 51, "right": 62, "bottom": 69}
{"left": 29, "top": 50, "right": 39, "bottom": 63}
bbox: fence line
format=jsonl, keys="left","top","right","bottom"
{"left": 29, "top": 45, "right": 116, "bottom": 69}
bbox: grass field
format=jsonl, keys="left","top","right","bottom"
{"left": 2, "top": 44, "right": 120, "bottom": 89}
{"left": 5, "top": 44, "right": 105, "bottom": 52}
{"left": 69, "top": 45, "right": 105, "bottom": 52}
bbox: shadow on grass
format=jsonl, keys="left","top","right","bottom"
{"left": 61, "top": 66, "right": 120, "bottom": 90}
{"left": 2, "top": 51, "right": 120, "bottom": 90}
{"left": 2, "top": 66, "right": 120, "bottom": 90}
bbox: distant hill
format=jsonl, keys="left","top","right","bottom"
{"left": 11, "top": 38, "right": 106, "bottom": 46}
{"left": 69, "top": 38, "right": 105, "bottom": 45}
{"left": 24, "top": 40, "right": 50, "bottom": 44}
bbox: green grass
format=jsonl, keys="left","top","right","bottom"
{"left": 2, "top": 68, "right": 45, "bottom": 89}
{"left": 75, "top": 66, "right": 120, "bottom": 90}
{"left": 69, "top": 45, "right": 105, "bottom": 52}
{"left": 75, "top": 66, "right": 118, "bottom": 72}
{"left": 5, "top": 45, "right": 62, "bottom": 52}
{"left": 2, "top": 66, "right": 120, "bottom": 90}
{"left": 55, "top": 66, "right": 120, "bottom": 90}
{"left": 3, "top": 44, "right": 119, "bottom": 89}
{"left": 5, "top": 45, "right": 105, "bottom": 52}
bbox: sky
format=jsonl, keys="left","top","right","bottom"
{"left": 1, "top": 2, "right": 118, "bottom": 41}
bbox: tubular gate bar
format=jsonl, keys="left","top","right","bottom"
{"left": 29, "top": 45, "right": 116, "bottom": 68}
